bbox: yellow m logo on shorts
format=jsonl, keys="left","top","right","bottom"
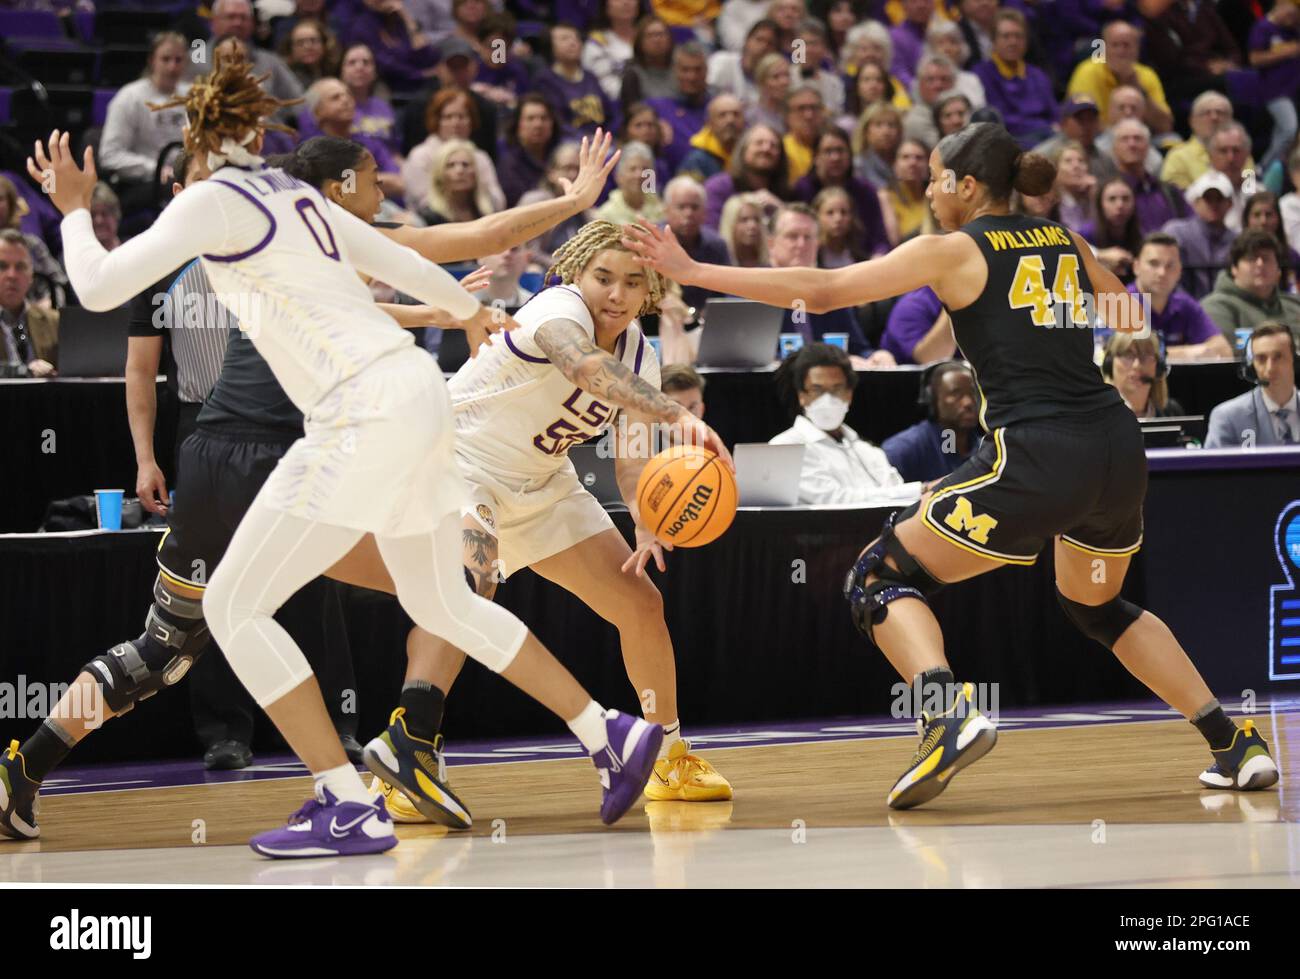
{"left": 943, "top": 497, "right": 998, "bottom": 545}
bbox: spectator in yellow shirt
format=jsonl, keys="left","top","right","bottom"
{"left": 1066, "top": 20, "right": 1173, "bottom": 139}
{"left": 1160, "top": 92, "right": 1257, "bottom": 191}
{"left": 783, "top": 83, "right": 828, "bottom": 183}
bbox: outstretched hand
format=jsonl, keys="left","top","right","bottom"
{"left": 27, "top": 130, "right": 98, "bottom": 216}
{"left": 622, "top": 220, "right": 698, "bottom": 284}
{"left": 560, "top": 128, "right": 620, "bottom": 212}
{"left": 621, "top": 526, "right": 671, "bottom": 577}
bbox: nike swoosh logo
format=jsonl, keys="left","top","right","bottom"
{"left": 329, "top": 811, "right": 373, "bottom": 837}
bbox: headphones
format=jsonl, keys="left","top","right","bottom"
{"left": 917, "top": 360, "right": 973, "bottom": 421}
{"left": 1101, "top": 332, "right": 1168, "bottom": 384}
{"left": 1239, "top": 325, "right": 1300, "bottom": 385}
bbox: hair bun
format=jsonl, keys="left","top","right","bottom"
{"left": 1012, "top": 150, "right": 1055, "bottom": 197}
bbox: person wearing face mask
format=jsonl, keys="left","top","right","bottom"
{"left": 769, "top": 343, "right": 921, "bottom": 505}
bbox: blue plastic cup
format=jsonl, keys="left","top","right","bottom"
{"left": 822, "top": 332, "right": 849, "bottom": 351}
{"left": 646, "top": 335, "right": 663, "bottom": 360}
{"left": 95, "top": 489, "right": 124, "bottom": 531}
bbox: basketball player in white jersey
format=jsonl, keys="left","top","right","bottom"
{"left": 332, "top": 221, "right": 738, "bottom": 828}
{"left": 26, "top": 58, "right": 664, "bottom": 857}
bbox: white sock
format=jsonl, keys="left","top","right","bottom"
{"left": 568, "top": 700, "right": 608, "bottom": 754}
{"left": 315, "top": 763, "right": 371, "bottom": 805}
{"left": 658, "top": 720, "right": 682, "bottom": 760}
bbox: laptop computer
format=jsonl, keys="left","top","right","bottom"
{"left": 695, "top": 298, "right": 786, "bottom": 368}
{"left": 734, "top": 442, "right": 806, "bottom": 506}
{"left": 57, "top": 305, "right": 132, "bottom": 377}
{"left": 1138, "top": 415, "right": 1206, "bottom": 448}
{"left": 569, "top": 439, "right": 624, "bottom": 505}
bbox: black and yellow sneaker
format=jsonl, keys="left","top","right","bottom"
{"left": 0, "top": 740, "right": 40, "bottom": 840}
{"left": 362, "top": 709, "right": 472, "bottom": 830}
{"left": 1198, "top": 720, "right": 1279, "bottom": 791}
{"left": 887, "top": 683, "right": 998, "bottom": 810}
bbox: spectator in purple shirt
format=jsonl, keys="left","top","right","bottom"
{"left": 536, "top": 22, "right": 620, "bottom": 141}
{"left": 344, "top": 0, "right": 442, "bottom": 92}
{"left": 1086, "top": 175, "right": 1143, "bottom": 284}
{"left": 473, "top": 11, "right": 537, "bottom": 106}
{"left": 879, "top": 284, "right": 954, "bottom": 365}
{"left": 304, "top": 78, "right": 405, "bottom": 200}
{"left": 1125, "top": 232, "right": 1232, "bottom": 361}
{"left": 767, "top": 204, "right": 893, "bottom": 364}
{"left": 971, "top": 8, "right": 1056, "bottom": 149}
{"left": 1162, "top": 171, "right": 1239, "bottom": 299}
{"left": 793, "top": 125, "right": 889, "bottom": 257}
{"left": 1249, "top": 0, "right": 1300, "bottom": 174}
{"left": 702, "top": 123, "right": 791, "bottom": 229}
{"left": 1110, "top": 118, "right": 1187, "bottom": 236}
{"left": 645, "top": 42, "right": 712, "bottom": 173}
{"left": 340, "top": 44, "right": 401, "bottom": 156}
{"left": 889, "top": 0, "right": 933, "bottom": 88}
{"left": 662, "top": 176, "right": 733, "bottom": 314}
{"left": 496, "top": 93, "right": 562, "bottom": 206}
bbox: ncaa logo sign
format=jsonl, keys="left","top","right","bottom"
{"left": 1269, "top": 500, "right": 1300, "bottom": 680}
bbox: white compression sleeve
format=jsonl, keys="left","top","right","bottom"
{"left": 203, "top": 502, "right": 364, "bottom": 707}
{"left": 324, "top": 201, "right": 481, "bottom": 320}
{"left": 375, "top": 512, "right": 528, "bottom": 674}
{"left": 59, "top": 183, "right": 232, "bottom": 311}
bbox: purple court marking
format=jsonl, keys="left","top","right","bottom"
{"left": 34, "top": 697, "right": 1300, "bottom": 798}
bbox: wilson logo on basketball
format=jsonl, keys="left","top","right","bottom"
{"left": 636, "top": 445, "right": 738, "bottom": 548}
{"left": 664, "top": 485, "right": 715, "bottom": 538}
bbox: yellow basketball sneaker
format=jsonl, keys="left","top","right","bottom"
{"left": 644, "top": 740, "right": 733, "bottom": 801}
{"left": 366, "top": 776, "right": 431, "bottom": 824}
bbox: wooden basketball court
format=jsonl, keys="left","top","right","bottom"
{"left": 1, "top": 707, "right": 1294, "bottom": 887}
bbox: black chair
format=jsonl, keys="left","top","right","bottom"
{"left": 93, "top": 7, "right": 177, "bottom": 45}
{"left": 96, "top": 45, "right": 151, "bottom": 88}
{"left": 16, "top": 45, "right": 98, "bottom": 87}
{"left": 42, "top": 84, "right": 94, "bottom": 133}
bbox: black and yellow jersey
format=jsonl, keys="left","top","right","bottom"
{"left": 945, "top": 213, "right": 1122, "bottom": 431}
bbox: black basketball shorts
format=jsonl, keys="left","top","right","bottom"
{"left": 920, "top": 403, "right": 1147, "bottom": 565}
{"left": 156, "top": 426, "right": 298, "bottom": 588}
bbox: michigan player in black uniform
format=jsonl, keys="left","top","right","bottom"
{"left": 626, "top": 122, "right": 1279, "bottom": 809}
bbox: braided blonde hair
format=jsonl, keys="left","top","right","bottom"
{"left": 149, "top": 43, "right": 301, "bottom": 160}
{"left": 547, "top": 221, "right": 665, "bottom": 317}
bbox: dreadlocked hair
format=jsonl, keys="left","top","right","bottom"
{"left": 148, "top": 46, "right": 301, "bottom": 159}
{"left": 546, "top": 221, "right": 665, "bottom": 317}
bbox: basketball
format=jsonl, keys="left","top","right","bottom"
{"left": 635, "top": 445, "right": 737, "bottom": 547}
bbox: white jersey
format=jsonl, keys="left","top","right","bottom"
{"left": 60, "top": 163, "right": 481, "bottom": 413}
{"left": 449, "top": 284, "right": 661, "bottom": 482}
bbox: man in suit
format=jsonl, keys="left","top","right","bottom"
{"left": 0, "top": 230, "right": 58, "bottom": 376}
{"left": 1205, "top": 322, "right": 1300, "bottom": 448}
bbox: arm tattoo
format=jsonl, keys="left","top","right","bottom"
{"left": 535, "top": 320, "right": 682, "bottom": 423}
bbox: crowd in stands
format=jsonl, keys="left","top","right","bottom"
{"left": 2, "top": 0, "right": 1299, "bottom": 490}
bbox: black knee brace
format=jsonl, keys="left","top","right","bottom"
{"left": 84, "top": 577, "right": 211, "bottom": 714}
{"left": 1056, "top": 589, "right": 1142, "bottom": 648}
{"left": 843, "top": 510, "right": 946, "bottom": 642}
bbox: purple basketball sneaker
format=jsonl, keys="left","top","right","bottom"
{"left": 592, "top": 710, "right": 663, "bottom": 825}
{"left": 249, "top": 786, "right": 397, "bottom": 859}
